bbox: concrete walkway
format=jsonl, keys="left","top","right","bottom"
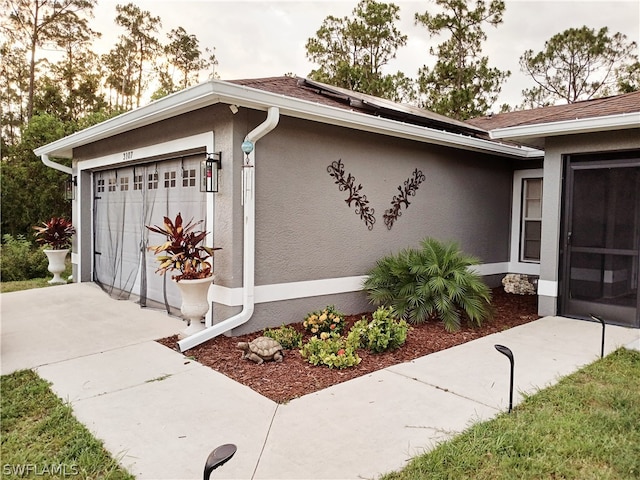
{"left": 2, "top": 283, "right": 638, "bottom": 480}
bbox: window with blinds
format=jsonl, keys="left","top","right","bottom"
{"left": 521, "top": 178, "right": 543, "bottom": 262}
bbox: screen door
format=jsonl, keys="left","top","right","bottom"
{"left": 561, "top": 158, "right": 640, "bottom": 327}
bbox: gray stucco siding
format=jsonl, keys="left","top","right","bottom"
{"left": 69, "top": 105, "right": 517, "bottom": 334}
{"left": 72, "top": 105, "right": 241, "bottom": 287}
{"left": 229, "top": 291, "right": 372, "bottom": 335}
{"left": 251, "top": 115, "right": 513, "bottom": 287}
{"left": 73, "top": 106, "right": 229, "bottom": 162}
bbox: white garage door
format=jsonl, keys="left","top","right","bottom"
{"left": 93, "top": 152, "right": 208, "bottom": 312}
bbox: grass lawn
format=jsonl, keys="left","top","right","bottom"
{"left": 0, "top": 264, "right": 73, "bottom": 293}
{"left": 1, "top": 370, "right": 134, "bottom": 480}
{"left": 381, "top": 348, "right": 640, "bottom": 480}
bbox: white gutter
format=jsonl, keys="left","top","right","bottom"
{"left": 40, "top": 153, "right": 72, "bottom": 175}
{"left": 490, "top": 112, "right": 640, "bottom": 141}
{"left": 177, "top": 107, "right": 280, "bottom": 352}
{"left": 33, "top": 79, "right": 543, "bottom": 160}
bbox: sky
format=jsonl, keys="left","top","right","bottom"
{"left": 88, "top": 0, "right": 640, "bottom": 109}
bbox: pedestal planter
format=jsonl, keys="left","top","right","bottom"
{"left": 176, "top": 276, "right": 214, "bottom": 338}
{"left": 43, "top": 249, "right": 69, "bottom": 284}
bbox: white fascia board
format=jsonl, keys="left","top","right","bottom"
{"left": 33, "top": 82, "right": 221, "bottom": 158}
{"left": 34, "top": 79, "right": 543, "bottom": 160}
{"left": 490, "top": 112, "right": 640, "bottom": 141}
{"left": 213, "top": 83, "right": 543, "bottom": 158}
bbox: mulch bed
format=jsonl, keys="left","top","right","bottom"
{"left": 157, "top": 288, "right": 539, "bottom": 403}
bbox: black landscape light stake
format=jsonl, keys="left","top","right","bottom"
{"left": 203, "top": 444, "right": 237, "bottom": 480}
{"left": 494, "top": 344, "right": 515, "bottom": 413}
{"left": 590, "top": 314, "right": 606, "bottom": 359}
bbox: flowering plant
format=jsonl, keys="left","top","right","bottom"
{"left": 303, "top": 305, "right": 345, "bottom": 335}
{"left": 299, "top": 332, "right": 361, "bottom": 369}
{"left": 146, "top": 213, "right": 220, "bottom": 281}
{"left": 33, "top": 217, "right": 75, "bottom": 250}
{"left": 348, "top": 306, "right": 409, "bottom": 353}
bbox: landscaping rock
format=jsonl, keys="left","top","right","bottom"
{"left": 502, "top": 274, "right": 537, "bottom": 295}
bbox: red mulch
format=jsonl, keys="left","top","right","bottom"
{"left": 157, "top": 288, "right": 539, "bottom": 403}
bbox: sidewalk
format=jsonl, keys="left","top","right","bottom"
{"left": 2, "top": 283, "right": 639, "bottom": 480}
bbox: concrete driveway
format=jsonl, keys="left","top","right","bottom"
{"left": 2, "top": 283, "right": 638, "bottom": 479}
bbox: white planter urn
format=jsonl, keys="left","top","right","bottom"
{"left": 43, "top": 249, "right": 69, "bottom": 284}
{"left": 176, "top": 276, "right": 213, "bottom": 338}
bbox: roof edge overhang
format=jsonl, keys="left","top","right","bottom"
{"left": 489, "top": 112, "right": 640, "bottom": 143}
{"left": 34, "top": 79, "right": 543, "bottom": 160}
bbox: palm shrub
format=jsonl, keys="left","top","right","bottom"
{"left": 363, "top": 238, "right": 492, "bottom": 331}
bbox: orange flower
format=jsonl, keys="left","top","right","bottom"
{"left": 337, "top": 349, "right": 345, "bottom": 356}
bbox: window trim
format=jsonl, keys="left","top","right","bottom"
{"left": 510, "top": 169, "right": 542, "bottom": 275}
{"left": 521, "top": 177, "right": 542, "bottom": 262}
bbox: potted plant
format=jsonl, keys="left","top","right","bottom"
{"left": 146, "top": 213, "right": 220, "bottom": 337}
{"left": 33, "top": 217, "right": 75, "bottom": 284}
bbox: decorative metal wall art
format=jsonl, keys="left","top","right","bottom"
{"left": 327, "top": 159, "right": 376, "bottom": 230}
{"left": 327, "top": 160, "right": 426, "bottom": 231}
{"left": 383, "top": 168, "right": 426, "bottom": 230}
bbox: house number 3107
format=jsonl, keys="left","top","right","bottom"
{"left": 122, "top": 151, "right": 134, "bottom": 161}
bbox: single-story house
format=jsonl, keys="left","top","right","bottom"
{"left": 34, "top": 77, "right": 640, "bottom": 351}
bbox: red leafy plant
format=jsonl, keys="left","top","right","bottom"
{"left": 33, "top": 217, "right": 76, "bottom": 250}
{"left": 146, "top": 213, "right": 220, "bottom": 281}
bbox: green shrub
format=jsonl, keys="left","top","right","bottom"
{"left": 1, "top": 234, "right": 49, "bottom": 281}
{"left": 263, "top": 324, "right": 303, "bottom": 349}
{"left": 300, "top": 332, "right": 361, "bottom": 369}
{"left": 348, "top": 306, "right": 410, "bottom": 353}
{"left": 302, "top": 305, "right": 345, "bottom": 335}
{"left": 363, "top": 237, "right": 492, "bottom": 332}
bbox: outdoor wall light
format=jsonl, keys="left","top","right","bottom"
{"left": 65, "top": 175, "right": 77, "bottom": 201}
{"left": 201, "top": 152, "right": 221, "bottom": 193}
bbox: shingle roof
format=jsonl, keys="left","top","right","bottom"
{"left": 230, "top": 77, "right": 371, "bottom": 113}
{"left": 35, "top": 77, "right": 543, "bottom": 159}
{"left": 229, "top": 76, "right": 489, "bottom": 139}
{"left": 466, "top": 91, "right": 640, "bottom": 130}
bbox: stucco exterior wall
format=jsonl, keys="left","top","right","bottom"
{"left": 72, "top": 104, "right": 244, "bottom": 300}
{"left": 538, "top": 128, "right": 640, "bottom": 317}
{"left": 73, "top": 107, "right": 228, "bottom": 161}
{"left": 228, "top": 111, "right": 514, "bottom": 333}
{"left": 70, "top": 105, "right": 523, "bottom": 335}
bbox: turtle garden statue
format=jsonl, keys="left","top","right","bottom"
{"left": 237, "top": 336, "right": 284, "bottom": 364}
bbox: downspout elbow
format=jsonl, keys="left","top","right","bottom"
{"left": 39, "top": 153, "right": 73, "bottom": 175}
{"left": 246, "top": 107, "right": 280, "bottom": 143}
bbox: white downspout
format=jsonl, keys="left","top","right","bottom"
{"left": 178, "top": 107, "right": 280, "bottom": 352}
{"left": 40, "top": 153, "right": 72, "bottom": 175}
